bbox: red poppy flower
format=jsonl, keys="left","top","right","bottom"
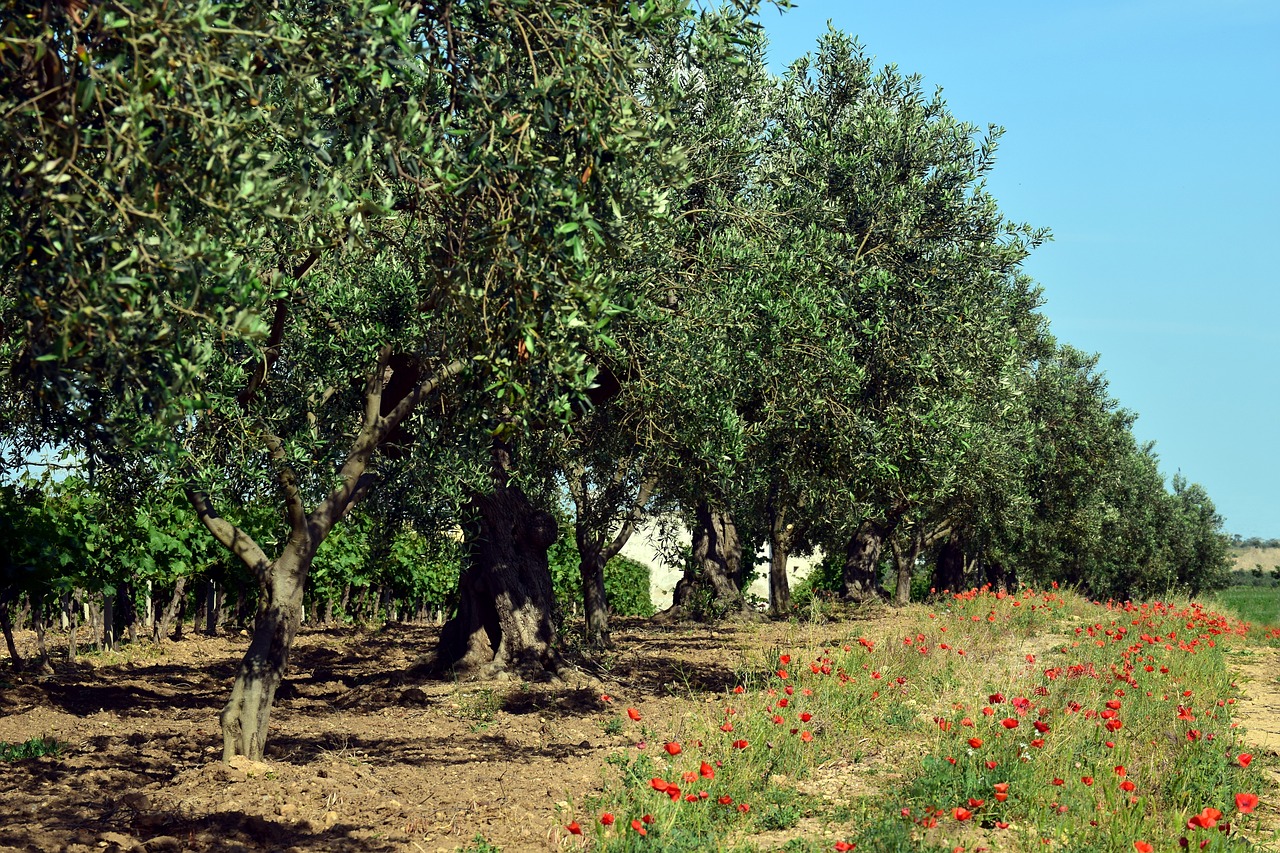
{"left": 772, "top": 714, "right": 784, "bottom": 725}
{"left": 1186, "top": 729, "right": 1201, "bottom": 741}
{"left": 995, "top": 821, "right": 1010, "bottom": 829}
{"left": 1030, "top": 738, "right": 1045, "bottom": 749}
{"left": 1238, "top": 753, "right": 1253, "bottom": 768}
{"left": 650, "top": 778, "right": 669, "bottom": 792}
{"left": 1120, "top": 780, "right": 1136, "bottom": 792}
{"left": 738, "top": 803, "right": 751, "bottom": 813}
{"left": 732, "top": 739, "right": 749, "bottom": 749}
{"left": 1001, "top": 718, "right": 1019, "bottom": 729}
{"left": 665, "top": 742, "right": 682, "bottom": 756}
{"left": 1052, "top": 778, "right": 1064, "bottom": 786}
{"left": 565, "top": 821, "right": 582, "bottom": 835}
{"left": 834, "top": 842, "right": 856, "bottom": 852}
{"left": 1187, "top": 807, "right": 1222, "bottom": 829}
{"left": 600, "top": 813, "right": 615, "bottom": 826}
{"left": 968, "top": 798, "right": 985, "bottom": 808}
{"left": 777, "top": 670, "right": 788, "bottom": 680}
{"left": 801, "top": 731, "right": 814, "bottom": 742}
{"left": 1082, "top": 777, "right": 1094, "bottom": 786}
{"left": 968, "top": 737, "right": 984, "bottom": 749}
{"left": 953, "top": 807, "right": 972, "bottom": 821}
{"left": 800, "top": 712, "right": 812, "bottom": 722}
{"left": 718, "top": 795, "right": 734, "bottom": 805}
{"left": 1106, "top": 719, "right": 1123, "bottom": 731}
{"left": 780, "top": 654, "right": 791, "bottom": 664}
{"left": 720, "top": 721, "right": 734, "bottom": 732}
{"left": 1236, "top": 793, "right": 1259, "bottom": 814}
{"left": 1134, "top": 842, "right": 1153, "bottom": 852}
{"left": 733, "top": 685, "right": 745, "bottom": 694}
{"left": 627, "top": 708, "right": 642, "bottom": 721}
{"left": 993, "top": 783, "right": 1009, "bottom": 795}
{"left": 700, "top": 761, "right": 715, "bottom": 779}
{"left": 1033, "top": 720, "right": 1050, "bottom": 733}
{"left": 630, "top": 819, "right": 647, "bottom": 836}
{"left": 642, "top": 814, "right": 653, "bottom": 824}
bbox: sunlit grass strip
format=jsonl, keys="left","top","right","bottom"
{"left": 570, "top": 589, "right": 1269, "bottom": 852}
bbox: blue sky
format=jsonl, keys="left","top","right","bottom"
{"left": 760, "top": 0, "right": 1280, "bottom": 538}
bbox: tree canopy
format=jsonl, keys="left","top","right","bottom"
{"left": 1, "top": 1, "right": 1232, "bottom": 758}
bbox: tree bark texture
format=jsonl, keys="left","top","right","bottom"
{"left": 892, "top": 532, "right": 924, "bottom": 607}
{"left": 842, "top": 520, "right": 889, "bottom": 602}
{"left": 154, "top": 577, "right": 187, "bottom": 644}
{"left": 436, "top": 486, "right": 561, "bottom": 679}
{"left": 668, "top": 503, "right": 745, "bottom": 618}
{"left": 932, "top": 536, "right": 966, "bottom": 595}
{"left": 768, "top": 505, "right": 794, "bottom": 618}
{"left": 219, "top": 547, "right": 308, "bottom": 761}
{"left": 577, "top": 546, "right": 612, "bottom": 648}
{"left": 0, "top": 589, "right": 22, "bottom": 668}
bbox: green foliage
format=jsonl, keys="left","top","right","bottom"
{"left": 0, "top": 737, "right": 62, "bottom": 762}
{"left": 549, "top": 536, "right": 654, "bottom": 619}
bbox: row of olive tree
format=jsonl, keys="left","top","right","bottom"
{"left": 2, "top": 0, "right": 1229, "bottom": 762}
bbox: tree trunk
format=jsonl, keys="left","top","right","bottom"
{"left": 984, "top": 557, "right": 1012, "bottom": 593}
{"left": 932, "top": 536, "right": 966, "bottom": 596}
{"left": 767, "top": 504, "right": 794, "bottom": 618}
{"left": 892, "top": 531, "right": 924, "bottom": 607}
{"left": 204, "top": 579, "right": 220, "bottom": 637}
{"left": 220, "top": 547, "right": 309, "bottom": 761}
{"left": 154, "top": 577, "right": 187, "bottom": 644}
{"left": 32, "top": 592, "right": 51, "bottom": 671}
{"left": 64, "top": 591, "right": 80, "bottom": 663}
{"left": 577, "top": 546, "right": 611, "bottom": 648}
{"left": 102, "top": 592, "right": 116, "bottom": 652}
{"left": 664, "top": 502, "right": 745, "bottom": 620}
{"left": 435, "top": 486, "right": 561, "bottom": 679}
{"left": 842, "top": 521, "right": 889, "bottom": 602}
{"left": 0, "top": 590, "right": 23, "bottom": 669}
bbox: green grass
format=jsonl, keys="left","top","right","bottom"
{"left": 1212, "top": 583, "right": 1280, "bottom": 629}
{"left": 571, "top": 590, "right": 1273, "bottom": 852}
{"left": 0, "top": 736, "right": 63, "bottom": 762}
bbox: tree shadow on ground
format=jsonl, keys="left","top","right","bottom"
{"left": 265, "top": 728, "right": 610, "bottom": 768}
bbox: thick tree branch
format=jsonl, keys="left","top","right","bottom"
{"left": 309, "top": 356, "right": 467, "bottom": 541}
{"left": 264, "top": 431, "right": 308, "bottom": 537}
{"left": 185, "top": 487, "right": 272, "bottom": 583}
{"left": 236, "top": 251, "right": 320, "bottom": 410}
{"left": 603, "top": 473, "right": 655, "bottom": 561}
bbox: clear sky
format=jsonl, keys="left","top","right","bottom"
{"left": 760, "top": 0, "right": 1279, "bottom": 538}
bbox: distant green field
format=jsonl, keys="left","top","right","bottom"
{"left": 1212, "top": 582, "right": 1280, "bottom": 628}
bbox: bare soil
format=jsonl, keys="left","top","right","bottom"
{"left": 0, "top": 616, "right": 881, "bottom": 853}
{"left": 0, "top": 612, "right": 1276, "bottom": 853}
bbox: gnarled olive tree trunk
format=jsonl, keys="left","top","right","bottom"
{"left": 891, "top": 530, "right": 925, "bottom": 607}
{"left": 219, "top": 545, "right": 310, "bottom": 760}
{"left": 841, "top": 520, "right": 890, "bottom": 602}
{"left": 664, "top": 502, "right": 746, "bottom": 620}
{"left": 436, "top": 485, "right": 561, "bottom": 679}
{"left": 567, "top": 465, "right": 654, "bottom": 649}
{"left": 932, "top": 535, "right": 966, "bottom": 595}
{"left": 767, "top": 502, "right": 795, "bottom": 618}
{"left": 190, "top": 343, "right": 466, "bottom": 760}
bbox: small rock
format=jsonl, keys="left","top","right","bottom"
{"left": 323, "top": 810, "right": 340, "bottom": 828}
{"left": 142, "top": 837, "right": 182, "bottom": 853}
{"left": 277, "top": 803, "right": 298, "bottom": 819}
{"left": 121, "top": 792, "right": 151, "bottom": 812}
{"left": 226, "top": 755, "right": 271, "bottom": 777}
{"left": 99, "top": 832, "right": 142, "bottom": 851}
